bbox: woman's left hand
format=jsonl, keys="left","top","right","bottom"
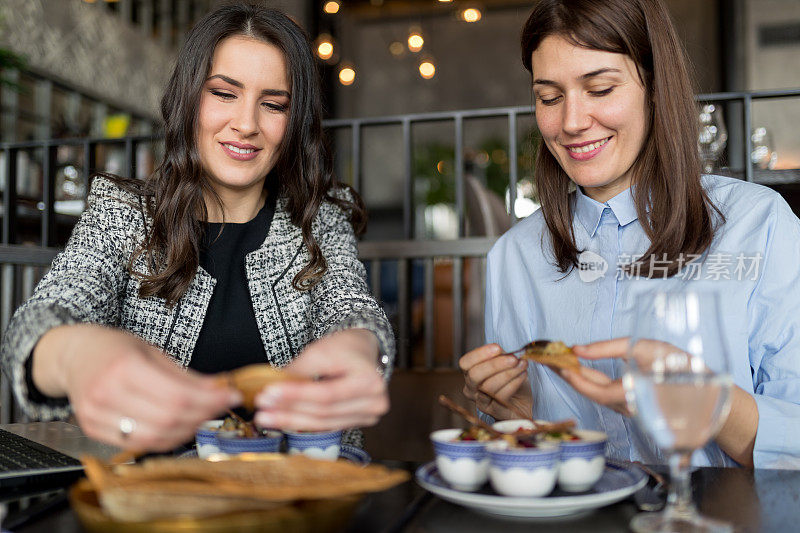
{"left": 253, "top": 329, "right": 388, "bottom": 431}
{"left": 560, "top": 338, "right": 632, "bottom": 416}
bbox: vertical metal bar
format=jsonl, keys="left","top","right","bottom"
{"left": 508, "top": 112, "right": 519, "bottom": 224}
{"left": 83, "top": 141, "right": 96, "bottom": 200}
{"left": 454, "top": 114, "right": 465, "bottom": 237}
{"left": 397, "top": 259, "right": 409, "bottom": 369}
{"left": 125, "top": 138, "right": 136, "bottom": 179}
{"left": 42, "top": 144, "right": 57, "bottom": 247}
{"left": 370, "top": 259, "right": 381, "bottom": 301}
{"left": 743, "top": 95, "right": 753, "bottom": 182}
{"left": 452, "top": 257, "right": 464, "bottom": 367}
{"left": 351, "top": 123, "right": 361, "bottom": 192}
{"left": 3, "top": 148, "right": 18, "bottom": 245}
{"left": 402, "top": 119, "right": 413, "bottom": 239}
{"left": 0, "top": 264, "right": 14, "bottom": 424}
{"left": 424, "top": 257, "right": 434, "bottom": 369}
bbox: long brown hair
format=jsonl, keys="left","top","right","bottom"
{"left": 105, "top": 1, "right": 365, "bottom": 305}
{"left": 520, "top": 0, "right": 722, "bottom": 277}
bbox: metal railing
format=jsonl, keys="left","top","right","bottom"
{"left": 1, "top": 88, "right": 799, "bottom": 421}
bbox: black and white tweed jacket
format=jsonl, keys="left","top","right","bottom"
{"left": 1, "top": 177, "right": 395, "bottom": 423}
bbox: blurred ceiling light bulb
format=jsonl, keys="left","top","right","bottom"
{"left": 461, "top": 8, "right": 482, "bottom": 22}
{"left": 316, "top": 38, "right": 334, "bottom": 60}
{"left": 408, "top": 31, "right": 424, "bottom": 52}
{"left": 419, "top": 60, "right": 436, "bottom": 79}
{"left": 323, "top": 0, "right": 341, "bottom": 14}
{"left": 339, "top": 66, "right": 356, "bottom": 86}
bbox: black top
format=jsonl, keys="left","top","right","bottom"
{"left": 189, "top": 197, "right": 275, "bottom": 374}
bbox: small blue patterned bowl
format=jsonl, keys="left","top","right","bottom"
{"left": 487, "top": 440, "right": 560, "bottom": 497}
{"left": 556, "top": 429, "right": 607, "bottom": 492}
{"left": 284, "top": 430, "right": 342, "bottom": 461}
{"left": 430, "top": 428, "right": 491, "bottom": 492}
{"left": 195, "top": 419, "right": 224, "bottom": 459}
{"left": 215, "top": 429, "right": 283, "bottom": 455}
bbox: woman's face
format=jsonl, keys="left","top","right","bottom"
{"left": 531, "top": 35, "right": 649, "bottom": 203}
{"left": 197, "top": 35, "right": 290, "bottom": 202}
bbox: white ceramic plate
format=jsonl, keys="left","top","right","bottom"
{"left": 415, "top": 460, "right": 646, "bottom": 518}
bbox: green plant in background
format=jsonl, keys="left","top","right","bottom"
{"left": 413, "top": 127, "right": 542, "bottom": 207}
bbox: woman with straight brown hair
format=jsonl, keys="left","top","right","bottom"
{"left": 460, "top": 0, "right": 800, "bottom": 471}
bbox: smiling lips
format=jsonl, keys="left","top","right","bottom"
{"left": 221, "top": 142, "right": 261, "bottom": 161}
{"left": 564, "top": 136, "right": 611, "bottom": 161}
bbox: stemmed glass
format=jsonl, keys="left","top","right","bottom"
{"left": 698, "top": 104, "right": 728, "bottom": 173}
{"left": 624, "top": 292, "right": 733, "bottom": 533}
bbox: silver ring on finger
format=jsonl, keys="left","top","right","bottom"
{"left": 119, "top": 416, "right": 137, "bottom": 440}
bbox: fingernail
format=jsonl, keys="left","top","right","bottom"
{"left": 561, "top": 369, "right": 572, "bottom": 379}
{"left": 255, "top": 412, "right": 275, "bottom": 427}
{"left": 516, "top": 359, "right": 527, "bottom": 369}
{"left": 256, "top": 388, "right": 282, "bottom": 409}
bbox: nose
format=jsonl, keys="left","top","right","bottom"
{"left": 229, "top": 101, "right": 259, "bottom": 138}
{"left": 561, "top": 95, "right": 592, "bottom": 135}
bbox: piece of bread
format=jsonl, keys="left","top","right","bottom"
{"left": 216, "top": 364, "right": 310, "bottom": 410}
{"left": 519, "top": 341, "right": 581, "bottom": 371}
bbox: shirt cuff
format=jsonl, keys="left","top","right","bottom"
{"left": 752, "top": 394, "right": 800, "bottom": 469}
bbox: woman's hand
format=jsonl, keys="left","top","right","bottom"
{"left": 33, "top": 324, "right": 240, "bottom": 451}
{"left": 458, "top": 343, "right": 531, "bottom": 421}
{"left": 569, "top": 338, "right": 757, "bottom": 466}
{"left": 562, "top": 339, "right": 632, "bottom": 416}
{"left": 253, "top": 329, "right": 388, "bottom": 431}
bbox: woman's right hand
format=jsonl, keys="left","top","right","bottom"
{"left": 458, "top": 343, "right": 532, "bottom": 421}
{"left": 33, "top": 324, "right": 240, "bottom": 451}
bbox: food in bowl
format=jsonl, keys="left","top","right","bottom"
{"left": 454, "top": 426, "right": 495, "bottom": 442}
{"left": 430, "top": 428, "right": 491, "bottom": 492}
{"left": 215, "top": 429, "right": 283, "bottom": 455}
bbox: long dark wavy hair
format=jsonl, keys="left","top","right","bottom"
{"left": 520, "top": 0, "right": 722, "bottom": 277}
{"left": 103, "top": 1, "right": 365, "bottom": 305}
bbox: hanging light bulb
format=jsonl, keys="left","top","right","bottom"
{"left": 323, "top": 0, "right": 341, "bottom": 14}
{"left": 339, "top": 65, "right": 356, "bottom": 86}
{"left": 315, "top": 34, "right": 335, "bottom": 61}
{"left": 460, "top": 7, "right": 482, "bottom": 22}
{"left": 407, "top": 28, "right": 424, "bottom": 53}
{"left": 419, "top": 59, "right": 436, "bottom": 80}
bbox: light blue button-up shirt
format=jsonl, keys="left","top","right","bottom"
{"left": 485, "top": 175, "right": 800, "bottom": 469}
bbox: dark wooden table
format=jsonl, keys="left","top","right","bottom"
{"left": 4, "top": 464, "right": 800, "bottom": 532}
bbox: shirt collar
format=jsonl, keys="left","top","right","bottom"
{"left": 573, "top": 186, "right": 639, "bottom": 237}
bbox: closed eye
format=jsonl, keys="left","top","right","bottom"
{"left": 589, "top": 87, "right": 614, "bottom": 97}
{"left": 210, "top": 90, "right": 235, "bottom": 100}
{"left": 262, "top": 101, "right": 289, "bottom": 112}
{"left": 538, "top": 95, "right": 562, "bottom": 106}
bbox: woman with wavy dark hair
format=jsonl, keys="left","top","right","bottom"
{"left": 460, "top": 0, "right": 800, "bottom": 471}
{"left": 0, "top": 1, "right": 394, "bottom": 451}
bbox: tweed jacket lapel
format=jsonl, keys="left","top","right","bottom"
{"left": 246, "top": 197, "right": 308, "bottom": 367}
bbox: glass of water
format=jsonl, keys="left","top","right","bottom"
{"left": 624, "top": 291, "right": 733, "bottom": 533}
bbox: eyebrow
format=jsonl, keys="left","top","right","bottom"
{"left": 206, "top": 74, "right": 290, "bottom": 98}
{"left": 533, "top": 67, "right": 622, "bottom": 86}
